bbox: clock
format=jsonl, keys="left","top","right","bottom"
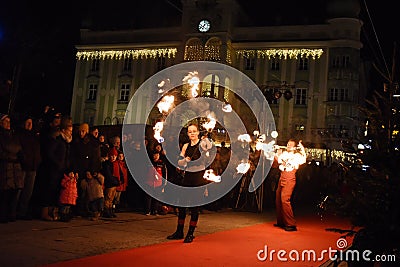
{"left": 198, "top": 19, "right": 211, "bottom": 32}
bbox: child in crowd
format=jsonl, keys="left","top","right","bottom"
{"left": 81, "top": 171, "right": 104, "bottom": 221}
{"left": 101, "top": 147, "right": 121, "bottom": 218}
{"left": 114, "top": 151, "right": 128, "bottom": 212}
{"left": 144, "top": 150, "right": 167, "bottom": 215}
{"left": 59, "top": 170, "right": 78, "bottom": 222}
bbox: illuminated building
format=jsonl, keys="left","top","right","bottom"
{"left": 71, "top": 0, "right": 365, "bottom": 160}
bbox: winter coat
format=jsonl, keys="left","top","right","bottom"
{"left": 36, "top": 130, "right": 72, "bottom": 206}
{"left": 83, "top": 173, "right": 104, "bottom": 202}
{"left": 146, "top": 159, "right": 166, "bottom": 188}
{"left": 71, "top": 135, "right": 101, "bottom": 174}
{"left": 116, "top": 160, "right": 128, "bottom": 192}
{"left": 59, "top": 174, "right": 78, "bottom": 205}
{"left": 101, "top": 160, "right": 121, "bottom": 188}
{"left": 0, "top": 128, "right": 24, "bottom": 190}
{"left": 18, "top": 128, "right": 41, "bottom": 171}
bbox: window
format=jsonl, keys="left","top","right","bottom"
{"left": 90, "top": 59, "right": 100, "bottom": 72}
{"left": 329, "top": 88, "right": 349, "bottom": 101}
{"left": 119, "top": 83, "right": 130, "bottom": 102}
{"left": 342, "top": 55, "right": 350, "bottom": 68}
{"left": 298, "top": 58, "right": 308, "bottom": 70}
{"left": 123, "top": 58, "right": 132, "bottom": 72}
{"left": 244, "top": 57, "right": 255, "bottom": 70}
{"left": 184, "top": 38, "right": 204, "bottom": 61}
{"left": 270, "top": 58, "right": 280, "bottom": 71}
{"left": 332, "top": 55, "right": 350, "bottom": 68}
{"left": 204, "top": 38, "right": 222, "bottom": 62}
{"left": 295, "top": 88, "right": 307, "bottom": 105}
{"left": 87, "top": 116, "right": 94, "bottom": 126}
{"left": 157, "top": 57, "right": 166, "bottom": 71}
{"left": 332, "top": 56, "right": 340, "bottom": 68}
{"left": 87, "top": 84, "right": 98, "bottom": 101}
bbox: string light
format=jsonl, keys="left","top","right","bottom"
{"left": 236, "top": 48, "right": 324, "bottom": 60}
{"left": 76, "top": 48, "right": 178, "bottom": 60}
{"left": 305, "top": 148, "right": 357, "bottom": 163}
{"left": 184, "top": 45, "right": 204, "bottom": 61}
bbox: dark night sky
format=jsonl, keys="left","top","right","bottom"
{"left": 0, "top": 0, "right": 398, "bottom": 120}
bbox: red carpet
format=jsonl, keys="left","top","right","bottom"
{"left": 44, "top": 214, "right": 353, "bottom": 267}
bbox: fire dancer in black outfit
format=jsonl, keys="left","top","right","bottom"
{"left": 167, "top": 123, "right": 211, "bottom": 243}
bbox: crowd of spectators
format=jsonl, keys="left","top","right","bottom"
{"left": 0, "top": 106, "right": 342, "bottom": 223}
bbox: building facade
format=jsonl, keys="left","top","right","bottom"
{"left": 71, "top": 0, "right": 365, "bottom": 159}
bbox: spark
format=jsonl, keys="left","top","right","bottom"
{"left": 203, "top": 169, "right": 221, "bottom": 183}
{"left": 238, "top": 134, "right": 251, "bottom": 143}
{"left": 236, "top": 161, "right": 251, "bottom": 174}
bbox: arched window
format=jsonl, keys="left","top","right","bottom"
{"left": 184, "top": 38, "right": 204, "bottom": 61}
{"left": 112, "top": 117, "right": 120, "bottom": 125}
{"left": 204, "top": 37, "right": 222, "bottom": 62}
{"left": 104, "top": 117, "right": 112, "bottom": 125}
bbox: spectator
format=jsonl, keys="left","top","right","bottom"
{"left": 144, "top": 150, "right": 166, "bottom": 216}
{"left": 98, "top": 134, "right": 110, "bottom": 163}
{"left": 71, "top": 123, "right": 101, "bottom": 217}
{"left": 101, "top": 147, "right": 121, "bottom": 218}
{"left": 17, "top": 116, "right": 41, "bottom": 220}
{"left": 114, "top": 150, "right": 128, "bottom": 212}
{"left": 58, "top": 170, "right": 78, "bottom": 222}
{"left": 81, "top": 171, "right": 104, "bottom": 221}
{"left": 0, "top": 114, "right": 24, "bottom": 223}
{"left": 37, "top": 115, "right": 73, "bottom": 221}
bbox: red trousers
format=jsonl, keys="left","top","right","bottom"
{"left": 275, "top": 170, "right": 297, "bottom": 227}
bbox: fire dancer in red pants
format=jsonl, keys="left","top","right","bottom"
{"left": 274, "top": 139, "right": 306, "bottom": 231}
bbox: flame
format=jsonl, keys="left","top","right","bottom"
{"left": 236, "top": 161, "right": 251, "bottom": 174}
{"left": 222, "top": 103, "right": 232, "bottom": 112}
{"left": 237, "top": 134, "right": 251, "bottom": 143}
{"left": 157, "top": 95, "right": 175, "bottom": 113}
{"left": 277, "top": 151, "right": 306, "bottom": 172}
{"left": 157, "top": 79, "right": 170, "bottom": 94}
{"left": 203, "top": 169, "right": 221, "bottom": 183}
{"left": 202, "top": 114, "right": 216, "bottom": 132}
{"left": 153, "top": 121, "right": 164, "bottom": 143}
{"left": 182, "top": 71, "right": 200, "bottom": 98}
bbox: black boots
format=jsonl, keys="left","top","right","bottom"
{"left": 167, "top": 230, "right": 184, "bottom": 239}
{"left": 102, "top": 208, "right": 115, "bottom": 218}
{"left": 167, "top": 222, "right": 196, "bottom": 243}
{"left": 183, "top": 226, "right": 195, "bottom": 243}
{"left": 167, "top": 224, "right": 184, "bottom": 240}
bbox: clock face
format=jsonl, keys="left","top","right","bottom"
{"left": 198, "top": 19, "right": 211, "bottom": 32}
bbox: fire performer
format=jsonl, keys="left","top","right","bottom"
{"left": 167, "top": 123, "right": 212, "bottom": 243}
{"left": 273, "top": 139, "right": 306, "bottom": 231}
